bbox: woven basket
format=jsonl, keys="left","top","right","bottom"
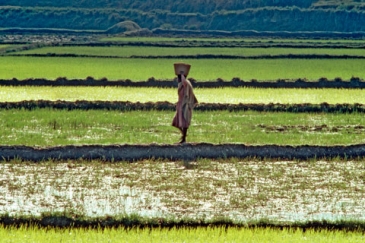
{"left": 174, "top": 63, "right": 191, "bottom": 76}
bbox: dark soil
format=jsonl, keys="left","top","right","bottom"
{"left": 257, "top": 124, "right": 365, "bottom": 133}
{"left": 2, "top": 143, "right": 365, "bottom": 162}
{"left": 0, "top": 77, "right": 364, "bottom": 88}
{"left": 11, "top": 53, "right": 365, "bottom": 60}
{"left": 1, "top": 214, "right": 365, "bottom": 231}
{"left": 1, "top": 100, "right": 365, "bottom": 113}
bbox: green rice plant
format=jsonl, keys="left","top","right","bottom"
{"left": 99, "top": 36, "right": 264, "bottom": 42}
{"left": 1, "top": 56, "right": 364, "bottom": 81}
{"left": 99, "top": 36, "right": 365, "bottom": 45}
{"left": 14, "top": 46, "right": 365, "bottom": 57}
{"left": 0, "top": 225, "right": 364, "bottom": 243}
{"left": 2, "top": 86, "right": 365, "bottom": 104}
{"left": 1, "top": 109, "right": 365, "bottom": 146}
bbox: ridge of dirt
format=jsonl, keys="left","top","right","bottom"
{"left": 0, "top": 77, "right": 364, "bottom": 88}
{"left": 1, "top": 143, "right": 365, "bottom": 162}
{"left": 257, "top": 124, "right": 365, "bottom": 133}
{"left": 1, "top": 214, "right": 365, "bottom": 231}
{"left": 10, "top": 53, "right": 365, "bottom": 59}
{"left": 1, "top": 100, "right": 364, "bottom": 113}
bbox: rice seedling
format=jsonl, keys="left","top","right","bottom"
{"left": 1, "top": 225, "right": 364, "bottom": 243}
{"left": 0, "top": 45, "right": 10, "bottom": 49}
{"left": 99, "top": 36, "right": 365, "bottom": 45}
{"left": 2, "top": 86, "right": 365, "bottom": 104}
{"left": 0, "top": 56, "right": 364, "bottom": 81}
{"left": 14, "top": 46, "right": 365, "bottom": 57}
{"left": 1, "top": 109, "right": 365, "bottom": 146}
{"left": 101, "top": 36, "right": 237, "bottom": 42}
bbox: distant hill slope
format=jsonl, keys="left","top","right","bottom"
{"left": 0, "top": 1, "right": 316, "bottom": 12}
{"left": 0, "top": 0, "right": 365, "bottom": 33}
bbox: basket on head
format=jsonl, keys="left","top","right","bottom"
{"left": 174, "top": 63, "right": 191, "bottom": 77}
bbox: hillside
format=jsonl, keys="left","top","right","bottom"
{"left": 0, "top": 1, "right": 315, "bottom": 12}
{"left": 0, "top": 0, "right": 364, "bottom": 33}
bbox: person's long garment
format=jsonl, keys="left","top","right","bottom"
{"left": 172, "top": 76, "right": 198, "bottom": 128}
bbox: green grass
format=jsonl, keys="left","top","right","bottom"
{"left": 100, "top": 36, "right": 279, "bottom": 42}
{"left": 1, "top": 56, "right": 364, "bottom": 81}
{"left": 2, "top": 86, "right": 365, "bottom": 104}
{"left": 100, "top": 36, "right": 247, "bottom": 42}
{"left": 0, "top": 45, "right": 10, "bottom": 49}
{"left": 99, "top": 36, "right": 365, "bottom": 44}
{"left": 1, "top": 109, "right": 365, "bottom": 146}
{"left": 0, "top": 225, "right": 364, "bottom": 243}
{"left": 14, "top": 46, "right": 365, "bottom": 57}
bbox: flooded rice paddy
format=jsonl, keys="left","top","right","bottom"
{"left": 0, "top": 159, "right": 364, "bottom": 222}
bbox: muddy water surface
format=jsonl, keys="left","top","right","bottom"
{"left": 0, "top": 159, "right": 364, "bottom": 222}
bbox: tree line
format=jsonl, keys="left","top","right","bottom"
{"left": 0, "top": 1, "right": 365, "bottom": 32}
{"left": 0, "top": 1, "right": 316, "bottom": 13}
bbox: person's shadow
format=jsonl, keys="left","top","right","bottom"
{"left": 183, "top": 160, "right": 198, "bottom": 170}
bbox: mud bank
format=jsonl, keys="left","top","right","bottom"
{"left": 1, "top": 215, "right": 365, "bottom": 231}
{"left": 1, "top": 100, "right": 365, "bottom": 113}
{"left": 0, "top": 77, "right": 364, "bottom": 88}
{"left": 1, "top": 143, "right": 365, "bottom": 161}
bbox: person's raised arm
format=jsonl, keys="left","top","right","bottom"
{"left": 180, "top": 74, "right": 187, "bottom": 86}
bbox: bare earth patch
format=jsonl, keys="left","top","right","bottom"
{"left": 257, "top": 124, "right": 365, "bottom": 133}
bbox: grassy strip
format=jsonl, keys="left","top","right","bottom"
{"left": 1, "top": 223, "right": 364, "bottom": 242}
{"left": 1, "top": 56, "right": 364, "bottom": 81}
{"left": 14, "top": 46, "right": 365, "bottom": 57}
{"left": 0, "top": 45, "right": 10, "bottom": 49}
{"left": 99, "top": 36, "right": 365, "bottom": 45}
{"left": 1, "top": 109, "right": 365, "bottom": 146}
{"left": 2, "top": 87, "right": 365, "bottom": 104}
{"left": 1, "top": 158, "right": 365, "bottom": 227}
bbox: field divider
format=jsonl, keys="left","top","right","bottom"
{"left": 1, "top": 100, "right": 365, "bottom": 113}
{"left": 1, "top": 143, "right": 365, "bottom": 162}
{"left": 1, "top": 213, "right": 365, "bottom": 230}
{"left": 8, "top": 53, "right": 365, "bottom": 59}
{"left": 1, "top": 77, "right": 365, "bottom": 88}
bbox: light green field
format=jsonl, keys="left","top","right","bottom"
{"left": 2, "top": 86, "right": 365, "bottom": 104}
{"left": 14, "top": 46, "right": 365, "bottom": 57}
{"left": 100, "top": 36, "right": 365, "bottom": 44}
{"left": 1, "top": 109, "right": 365, "bottom": 146}
{"left": 0, "top": 44, "right": 9, "bottom": 49}
{"left": 0, "top": 225, "right": 363, "bottom": 243}
{"left": 101, "top": 36, "right": 247, "bottom": 42}
{"left": 100, "top": 36, "right": 278, "bottom": 42}
{"left": 1, "top": 56, "right": 364, "bottom": 81}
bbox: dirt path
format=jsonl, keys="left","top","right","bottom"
{"left": 1, "top": 143, "right": 365, "bottom": 161}
{"left": 0, "top": 77, "right": 364, "bottom": 88}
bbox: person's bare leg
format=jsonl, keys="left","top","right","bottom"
{"left": 177, "top": 127, "right": 183, "bottom": 143}
{"left": 180, "top": 127, "right": 188, "bottom": 143}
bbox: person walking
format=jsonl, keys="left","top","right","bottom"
{"left": 172, "top": 71, "right": 198, "bottom": 144}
